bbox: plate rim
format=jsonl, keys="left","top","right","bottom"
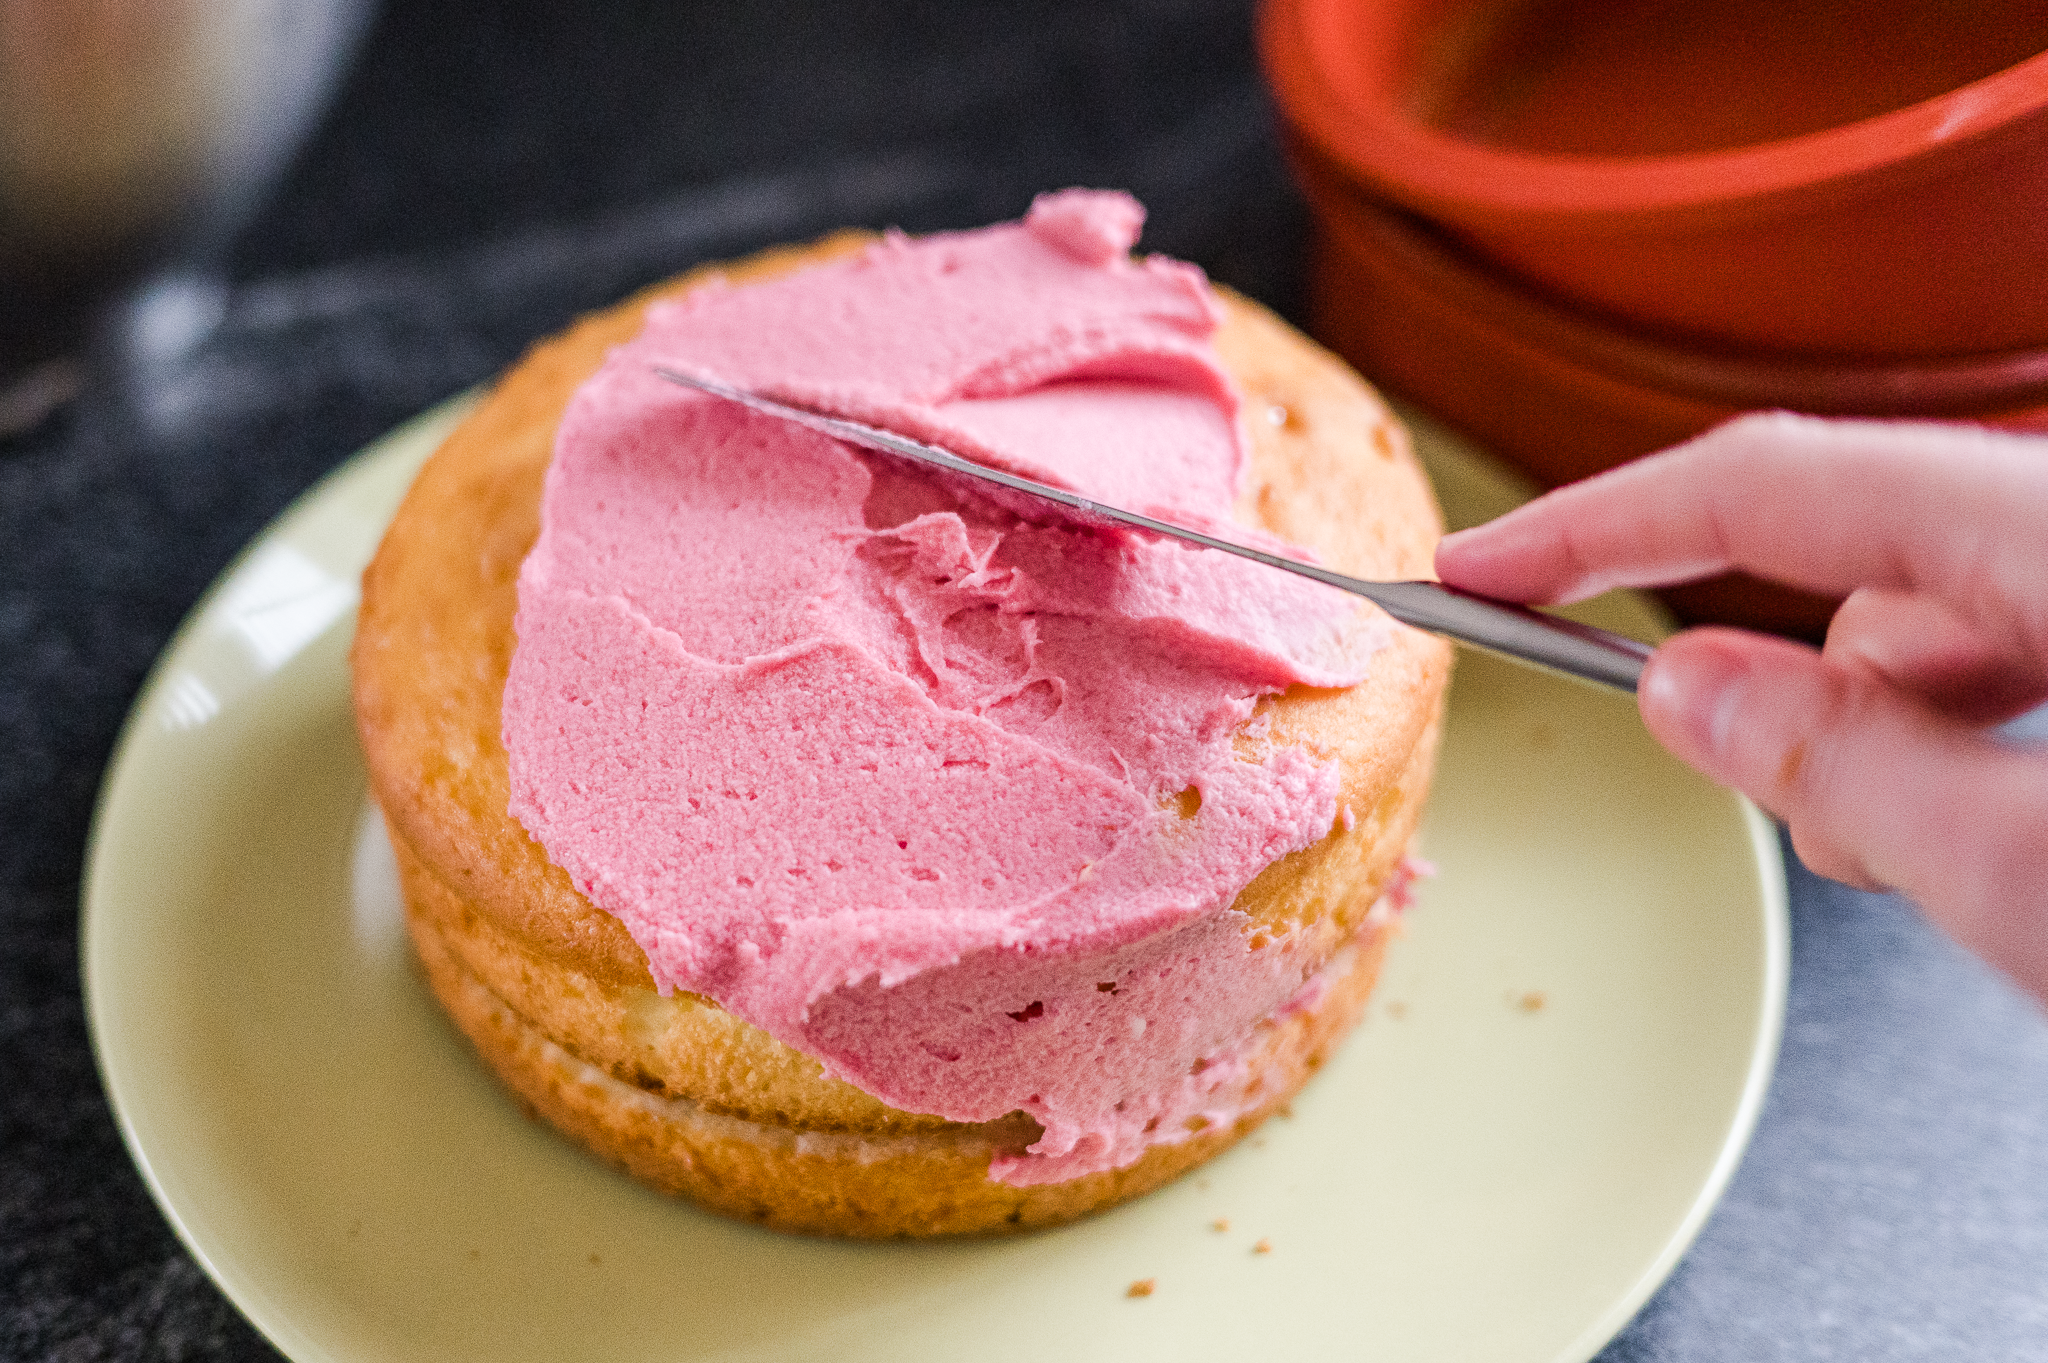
{"left": 1560, "top": 798, "right": 1787, "bottom": 1362}
{"left": 80, "top": 392, "right": 1791, "bottom": 1363}
{"left": 79, "top": 396, "right": 475, "bottom": 1363}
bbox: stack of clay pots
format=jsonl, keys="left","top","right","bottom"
{"left": 1262, "top": 0, "right": 2048, "bottom": 633}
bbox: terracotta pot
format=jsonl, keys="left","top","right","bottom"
{"left": 1262, "top": 0, "right": 2048, "bottom": 357}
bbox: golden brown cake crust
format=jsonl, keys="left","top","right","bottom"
{"left": 412, "top": 874, "right": 1396, "bottom": 1237}
{"left": 351, "top": 233, "right": 1451, "bottom": 1235}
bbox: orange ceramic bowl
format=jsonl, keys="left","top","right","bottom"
{"left": 1262, "top": 0, "right": 2048, "bottom": 357}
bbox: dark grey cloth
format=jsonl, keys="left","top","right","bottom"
{"left": 3, "top": 2, "right": 2044, "bottom": 1358}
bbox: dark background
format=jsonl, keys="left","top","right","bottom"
{"left": 4, "top": 2, "right": 2046, "bottom": 1358}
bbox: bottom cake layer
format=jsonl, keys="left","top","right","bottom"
{"left": 406, "top": 879, "right": 1399, "bottom": 1237}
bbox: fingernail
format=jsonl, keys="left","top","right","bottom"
{"left": 1642, "top": 644, "right": 1747, "bottom": 772}
{"left": 1433, "top": 528, "right": 1475, "bottom": 576}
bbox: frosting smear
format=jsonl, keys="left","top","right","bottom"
{"left": 504, "top": 191, "right": 1391, "bottom": 1181}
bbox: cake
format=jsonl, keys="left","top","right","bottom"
{"left": 351, "top": 190, "right": 1451, "bottom": 1236}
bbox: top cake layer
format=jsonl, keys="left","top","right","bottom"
{"left": 499, "top": 192, "right": 1399, "bottom": 1178}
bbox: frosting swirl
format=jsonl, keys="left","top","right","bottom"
{"left": 503, "top": 191, "right": 1389, "bottom": 1179}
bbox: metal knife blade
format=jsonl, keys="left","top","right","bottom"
{"left": 651, "top": 365, "right": 1653, "bottom": 692}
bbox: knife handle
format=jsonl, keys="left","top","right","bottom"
{"left": 1351, "top": 579, "right": 1654, "bottom": 693}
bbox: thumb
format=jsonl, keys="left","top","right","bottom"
{"left": 1640, "top": 629, "right": 2048, "bottom": 1002}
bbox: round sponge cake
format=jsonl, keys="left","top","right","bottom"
{"left": 351, "top": 230, "right": 1450, "bottom": 1236}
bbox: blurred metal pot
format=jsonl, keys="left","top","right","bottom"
{"left": 0, "top": 0, "right": 375, "bottom": 423}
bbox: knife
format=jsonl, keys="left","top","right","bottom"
{"left": 652, "top": 366, "right": 1654, "bottom": 693}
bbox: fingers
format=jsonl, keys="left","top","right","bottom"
{"left": 1641, "top": 628, "right": 2048, "bottom": 1001}
{"left": 1824, "top": 588, "right": 2048, "bottom": 726}
{"left": 1433, "top": 450, "right": 1731, "bottom": 605}
{"left": 1436, "top": 412, "right": 2048, "bottom": 1000}
{"left": 1436, "top": 414, "right": 2048, "bottom": 649}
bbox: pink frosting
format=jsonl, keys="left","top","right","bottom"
{"left": 504, "top": 191, "right": 1396, "bottom": 1182}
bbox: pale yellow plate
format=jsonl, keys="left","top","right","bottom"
{"left": 84, "top": 396, "right": 1785, "bottom": 1363}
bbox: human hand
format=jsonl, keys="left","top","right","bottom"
{"left": 1435, "top": 412, "right": 2048, "bottom": 1002}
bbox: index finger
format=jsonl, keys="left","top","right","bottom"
{"left": 1435, "top": 413, "right": 2048, "bottom": 636}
